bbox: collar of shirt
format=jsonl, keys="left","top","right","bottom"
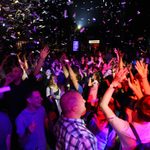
{"left": 61, "top": 116, "right": 85, "bottom": 125}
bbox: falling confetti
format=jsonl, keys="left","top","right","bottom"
{"left": 0, "top": 0, "right": 149, "bottom": 53}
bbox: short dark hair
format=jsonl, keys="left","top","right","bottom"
{"left": 24, "top": 88, "right": 39, "bottom": 100}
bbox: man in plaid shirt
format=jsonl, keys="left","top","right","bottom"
{"left": 54, "top": 91, "right": 97, "bottom": 150}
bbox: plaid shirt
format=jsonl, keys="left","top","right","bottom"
{"left": 54, "top": 116, "right": 98, "bottom": 150}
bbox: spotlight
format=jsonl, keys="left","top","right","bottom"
{"left": 77, "top": 24, "right": 82, "bottom": 30}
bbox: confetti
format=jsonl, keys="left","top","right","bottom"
{"left": 0, "top": 0, "right": 149, "bottom": 52}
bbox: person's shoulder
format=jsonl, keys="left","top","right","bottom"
{"left": 16, "top": 108, "right": 28, "bottom": 123}
{"left": 0, "top": 112, "right": 11, "bottom": 123}
{"left": 18, "top": 108, "right": 29, "bottom": 115}
{"left": 0, "top": 112, "right": 12, "bottom": 133}
{"left": 79, "top": 127, "right": 95, "bottom": 138}
{"left": 38, "top": 106, "right": 46, "bottom": 112}
{"left": 77, "top": 129, "right": 97, "bottom": 149}
{"left": 69, "top": 121, "right": 95, "bottom": 139}
{"left": 0, "top": 111, "right": 8, "bottom": 117}
{"left": 32, "top": 106, "right": 46, "bottom": 115}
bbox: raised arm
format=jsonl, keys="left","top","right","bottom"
{"left": 17, "top": 53, "right": 28, "bottom": 80}
{"left": 114, "top": 48, "right": 119, "bottom": 62}
{"left": 34, "top": 46, "right": 49, "bottom": 76}
{"left": 66, "top": 63, "right": 79, "bottom": 91}
{"left": 62, "top": 65, "right": 69, "bottom": 78}
{"left": 88, "top": 77, "right": 93, "bottom": 87}
{"left": 100, "top": 68, "right": 128, "bottom": 119}
{"left": 60, "top": 54, "right": 69, "bottom": 78}
{"left": 135, "top": 60, "right": 150, "bottom": 95}
{"left": 114, "top": 48, "right": 124, "bottom": 70}
{"left": 128, "top": 77, "right": 143, "bottom": 100}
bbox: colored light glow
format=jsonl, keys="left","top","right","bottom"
{"left": 77, "top": 24, "right": 82, "bottom": 30}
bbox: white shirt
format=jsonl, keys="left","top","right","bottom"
{"left": 108, "top": 115, "right": 150, "bottom": 150}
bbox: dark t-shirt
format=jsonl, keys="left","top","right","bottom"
{"left": 0, "top": 112, "right": 12, "bottom": 150}
{"left": 3, "top": 74, "right": 38, "bottom": 123}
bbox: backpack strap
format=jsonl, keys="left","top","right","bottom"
{"left": 129, "top": 123, "right": 142, "bottom": 144}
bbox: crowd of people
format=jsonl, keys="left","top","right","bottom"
{"left": 0, "top": 45, "right": 150, "bottom": 150}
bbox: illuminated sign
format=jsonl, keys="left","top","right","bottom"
{"left": 89, "top": 40, "right": 100, "bottom": 44}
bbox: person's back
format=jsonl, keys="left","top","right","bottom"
{"left": 53, "top": 91, "right": 97, "bottom": 150}
{"left": 54, "top": 116, "right": 97, "bottom": 150}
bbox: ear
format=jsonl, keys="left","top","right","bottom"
{"left": 72, "top": 105, "right": 78, "bottom": 113}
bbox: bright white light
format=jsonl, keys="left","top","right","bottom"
{"left": 137, "top": 11, "right": 141, "bottom": 15}
{"left": 89, "top": 40, "right": 100, "bottom": 44}
{"left": 67, "top": 0, "right": 73, "bottom": 5}
{"left": 77, "top": 24, "right": 82, "bottom": 30}
{"left": 14, "top": 0, "right": 19, "bottom": 4}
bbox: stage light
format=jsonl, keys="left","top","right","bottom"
{"left": 77, "top": 24, "right": 82, "bottom": 30}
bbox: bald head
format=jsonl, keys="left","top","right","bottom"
{"left": 60, "top": 91, "right": 86, "bottom": 118}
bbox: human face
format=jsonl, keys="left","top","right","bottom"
{"left": 76, "top": 94, "right": 86, "bottom": 116}
{"left": 30, "top": 91, "right": 43, "bottom": 108}
{"left": 46, "top": 69, "right": 51, "bottom": 76}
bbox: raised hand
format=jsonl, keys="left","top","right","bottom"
{"left": 128, "top": 78, "right": 143, "bottom": 99}
{"left": 60, "top": 53, "right": 67, "bottom": 63}
{"left": 34, "top": 45, "right": 49, "bottom": 76}
{"left": 40, "top": 45, "right": 50, "bottom": 59}
{"left": 111, "top": 68, "right": 128, "bottom": 88}
{"left": 135, "top": 60, "right": 150, "bottom": 95}
{"left": 135, "top": 60, "right": 148, "bottom": 79}
{"left": 23, "top": 54, "right": 28, "bottom": 71}
{"left": 114, "top": 48, "right": 118, "bottom": 55}
{"left": 128, "top": 78, "right": 140, "bottom": 91}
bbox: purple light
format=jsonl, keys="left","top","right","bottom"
{"left": 0, "top": 86, "right": 11, "bottom": 93}
{"left": 92, "top": 18, "right": 96, "bottom": 22}
{"left": 137, "top": 11, "right": 141, "bottom": 15}
{"left": 34, "top": 41, "right": 39, "bottom": 44}
{"left": 64, "top": 10, "right": 68, "bottom": 18}
{"left": 80, "top": 27, "right": 85, "bottom": 33}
